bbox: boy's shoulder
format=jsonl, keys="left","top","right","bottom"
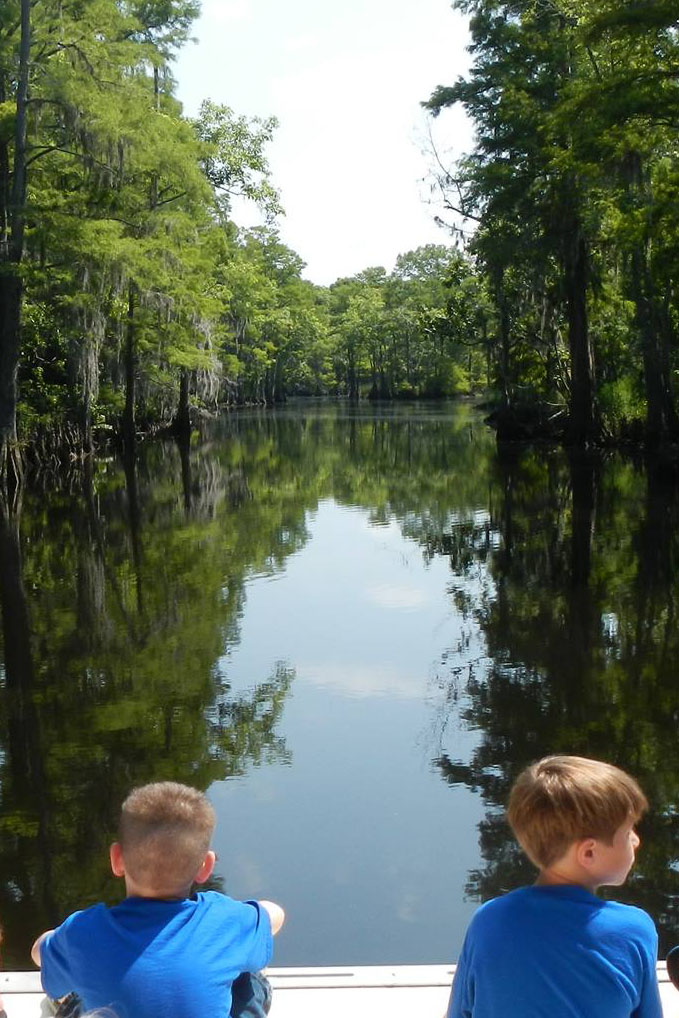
{"left": 469, "top": 885, "right": 658, "bottom": 957}
{"left": 58, "top": 902, "right": 108, "bottom": 930}
{"left": 589, "top": 895, "right": 658, "bottom": 941}
{"left": 60, "top": 890, "right": 237, "bottom": 928}
{"left": 49, "top": 892, "right": 264, "bottom": 953}
{"left": 471, "top": 885, "right": 656, "bottom": 941}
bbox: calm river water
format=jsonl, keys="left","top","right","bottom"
{"left": 1, "top": 401, "right": 679, "bottom": 968}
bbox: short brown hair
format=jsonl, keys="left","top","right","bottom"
{"left": 119, "top": 782, "right": 216, "bottom": 894}
{"left": 507, "top": 755, "right": 647, "bottom": 868}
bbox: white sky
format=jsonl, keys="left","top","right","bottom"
{"left": 174, "top": 0, "right": 473, "bottom": 285}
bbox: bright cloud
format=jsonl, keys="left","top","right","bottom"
{"left": 174, "top": 0, "right": 472, "bottom": 283}
{"left": 199, "top": 0, "right": 252, "bottom": 26}
{"left": 364, "top": 584, "right": 429, "bottom": 610}
{"left": 296, "top": 662, "right": 426, "bottom": 700}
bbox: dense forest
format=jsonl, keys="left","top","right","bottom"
{"left": 2, "top": 0, "right": 679, "bottom": 479}
{"left": 427, "top": 0, "right": 679, "bottom": 446}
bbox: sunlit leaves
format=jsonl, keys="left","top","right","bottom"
{"left": 427, "top": 0, "right": 679, "bottom": 441}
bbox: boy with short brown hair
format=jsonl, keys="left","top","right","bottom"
{"left": 447, "top": 755, "right": 661, "bottom": 1018}
{"left": 32, "top": 781, "right": 284, "bottom": 1018}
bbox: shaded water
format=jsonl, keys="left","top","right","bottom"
{"left": 1, "top": 401, "right": 679, "bottom": 967}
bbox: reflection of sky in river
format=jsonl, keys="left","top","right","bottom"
{"left": 210, "top": 498, "right": 488, "bottom": 965}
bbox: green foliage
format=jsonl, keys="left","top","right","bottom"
{"left": 9, "top": 0, "right": 679, "bottom": 450}
{"left": 327, "top": 246, "right": 489, "bottom": 400}
{"left": 196, "top": 100, "right": 282, "bottom": 222}
{"left": 1, "top": 0, "right": 308, "bottom": 445}
{"left": 426, "top": 0, "right": 679, "bottom": 444}
{"left": 598, "top": 377, "right": 645, "bottom": 435}
{"left": 0, "top": 0, "right": 514, "bottom": 451}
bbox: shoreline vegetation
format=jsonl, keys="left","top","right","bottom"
{"left": 2, "top": 0, "right": 679, "bottom": 486}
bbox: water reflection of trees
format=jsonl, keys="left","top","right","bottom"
{"left": 0, "top": 404, "right": 502, "bottom": 964}
{"left": 0, "top": 437, "right": 298, "bottom": 967}
{"left": 6, "top": 404, "right": 678, "bottom": 963}
{"left": 432, "top": 448, "right": 679, "bottom": 954}
{"left": 209, "top": 407, "right": 679, "bottom": 954}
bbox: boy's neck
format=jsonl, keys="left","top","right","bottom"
{"left": 535, "top": 867, "right": 598, "bottom": 893}
{"left": 123, "top": 875, "right": 192, "bottom": 901}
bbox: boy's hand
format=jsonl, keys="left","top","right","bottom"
{"left": 31, "top": 930, "right": 53, "bottom": 967}
{"left": 258, "top": 900, "right": 285, "bottom": 935}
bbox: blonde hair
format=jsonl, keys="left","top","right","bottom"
{"left": 119, "top": 782, "right": 215, "bottom": 894}
{"left": 507, "top": 755, "right": 647, "bottom": 868}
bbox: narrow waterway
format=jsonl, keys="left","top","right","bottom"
{"left": 1, "top": 401, "right": 678, "bottom": 968}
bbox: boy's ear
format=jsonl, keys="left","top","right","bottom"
{"left": 110, "top": 842, "right": 126, "bottom": 878}
{"left": 575, "top": 837, "right": 597, "bottom": 870}
{"left": 194, "top": 850, "right": 216, "bottom": 885}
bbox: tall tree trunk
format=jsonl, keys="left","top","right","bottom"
{"left": 172, "top": 368, "right": 191, "bottom": 436}
{"left": 0, "top": 274, "right": 21, "bottom": 448}
{"left": 0, "top": 73, "right": 10, "bottom": 249}
{"left": 492, "top": 269, "right": 511, "bottom": 408}
{"left": 629, "top": 243, "right": 679, "bottom": 445}
{"left": 623, "top": 151, "right": 678, "bottom": 444}
{"left": 347, "top": 347, "right": 358, "bottom": 400}
{"left": 79, "top": 325, "right": 99, "bottom": 457}
{"left": 563, "top": 225, "right": 595, "bottom": 446}
{"left": 631, "top": 246, "right": 667, "bottom": 443}
{"left": 0, "top": 0, "right": 30, "bottom": 482}
{"left": 123, "top": 284, "right": 137, "bottom": 446}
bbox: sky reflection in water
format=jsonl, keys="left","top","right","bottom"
{"left": 214, "top": 498, "right": 486, "bottom": 964}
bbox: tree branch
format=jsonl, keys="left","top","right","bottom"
{"left": 154, "top": 191, "right": 188, "bottom": 208}
{"left": 25, "top": 144, "right": 120, "bottom": 175}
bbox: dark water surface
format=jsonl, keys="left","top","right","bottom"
{"left": 2, "top": 401, "right": 679, "bottom": 968}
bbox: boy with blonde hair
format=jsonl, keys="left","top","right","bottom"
{"left": 32, "top": 782, "right": 284, "bottom": 1018}
{"left": 448, "top": 755, "right": 661, "bottom": 1018}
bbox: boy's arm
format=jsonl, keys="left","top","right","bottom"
{"left": 30, "top": 930, "right": 54, "bottom": 968}
{"left": 447, "top": 938, "right": 473, "bottom": 1018}
{"left": 635, "top": 935, "right": 663, "bottom": 1018}
{"left": 258, "top": 900, "right": 285, "bottom": 936}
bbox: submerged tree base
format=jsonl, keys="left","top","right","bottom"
{"left": 485, "top": 397, "right": 679, "bottom": 452}
{"left": 486, "top": 401, "right": 569, "bottom": 443}
{"left": 0, "top": 441, "right": 25, "bottom": 513}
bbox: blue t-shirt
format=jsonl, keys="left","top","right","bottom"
{"left": 448, "top": 885, "right": 661, "bottom": 1018}
{"left": 40, "top": 891, "right": 273, "bottom": 1018}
